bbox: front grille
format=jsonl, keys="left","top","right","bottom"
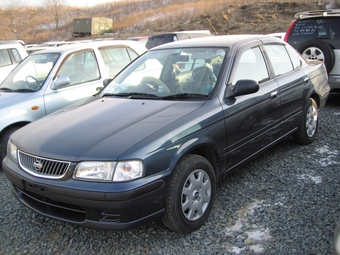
{"left": 18, "top": 151, "right": 71, "bottom": 179}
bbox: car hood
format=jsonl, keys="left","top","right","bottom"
{"left": 0, "top": 92, "right": 35, "bottom": 106}
{"left": 13, "top": 97, "right": 205, "bottom": 161}
{"left": 0, "top": 92, "right": 39, "bottom": 121}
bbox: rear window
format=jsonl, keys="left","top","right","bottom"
{"left": 145, "top": 34, "right": 177, "bottom": 49}
{"left": 287, "top": 17, "right": 340, "bottom": 47}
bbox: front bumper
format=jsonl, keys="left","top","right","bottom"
{"left": 2, "top": 156, "right": 172, "bottom": 230}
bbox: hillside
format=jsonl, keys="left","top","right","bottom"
{"left": 143, "top": 1, "right": 330, "bottom": 36}
{"left": 0, "top": 0, "right": 338, "bottom": 44}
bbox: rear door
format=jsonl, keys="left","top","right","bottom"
{"left": 262, "top": 43, "right": 310, "bottom": 133}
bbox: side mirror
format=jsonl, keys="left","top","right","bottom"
{"left": 51, "top": 76, "right": 70, "bottom": 90}
{"left": 232, "top": 79, "right": 259, "bottom": 97}
{"left": 103, "top": 78, "right": 113, "bottom": 87}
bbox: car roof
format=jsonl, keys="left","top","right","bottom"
{"left": 0, "top": 40, "right": 25, "bottom": 45}
{"left": 148, "top": 30, "right": 211, "bottom": 37}
{"left": 149, "top": 34, "right": 282, "bottom": 50}
{"left": 30, "top": 40, "right": 148, "bottom": 55}
{"left": 0, "top": 42, "right": 25, "bottom": 49}
{"left": 294, "top": 9, "right": 340, "bottom": 19}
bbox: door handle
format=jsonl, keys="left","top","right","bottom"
{"left": 304, "top": 77, "right": 309, "bottom": 83}
{"left": 271, "top": 91, "right": 278, "bottom": 98}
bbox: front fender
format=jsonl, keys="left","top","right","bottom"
{"left": 141, "top": 119, "right": 226, "bottom": 177}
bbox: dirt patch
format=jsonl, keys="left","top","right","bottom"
{"left": 127, "top": 1, "right": 334, "bottom": 37}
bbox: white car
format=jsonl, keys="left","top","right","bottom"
{"left": 0, "top": 43, "right": 28, "bottom": 84}
{"left": 267, "top": 32, "right": 286, "bottom": 40}
{"left": 0, "top": 40, "right": 147, "bottom": 161}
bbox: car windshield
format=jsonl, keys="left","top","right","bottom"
{"left": 0, "top": 53, "right": 59, "bottom": 92}
{"left": 101, "top": 47, "right": 227, "bottom": 99}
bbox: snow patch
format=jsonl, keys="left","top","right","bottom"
{"left": 222, "top": 200, "right": 272, "bottom": 254}
{"left": 297, "top": 174, "right": 322, "bottom": 184}
{"left": 316, "top": 145, "right": 338, "bottom": 167}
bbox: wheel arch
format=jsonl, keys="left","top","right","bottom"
{"left": 172, "top": 139, "right": 223, "bottom": 179}
{"left": 0, "top": 121, "right": 30, "bottom": 138}
{"left": 307, "top": 90, "right": 321, "bottom": 110}
{"left": 0, "top": 121, "right": 30, "bottom": 162}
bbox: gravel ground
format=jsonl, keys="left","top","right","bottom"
{"left": 0, "top": 93, "right": 339, "bottom": 255}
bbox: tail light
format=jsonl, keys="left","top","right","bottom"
{"left": 284, "top": 19, "right": 297, "bottom": 42}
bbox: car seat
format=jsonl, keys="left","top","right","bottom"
{"left": 69, "top": 63, "right": 85, "bottom": 84}
{"left": 191, "top": 65, "right": 216, "bottom": 94}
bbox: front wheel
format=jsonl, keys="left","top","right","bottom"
{"left": 162, "top": 154, "right": 216, "bottom": 233}
{"left": 293, "top": 98, "right": 318, "bottom": 145}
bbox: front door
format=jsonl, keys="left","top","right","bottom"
{"left": 44, "top": 50, "right": 102, "bottom": 115}
{"left": 222, "top": 46, "right": 283, "bottom": 169}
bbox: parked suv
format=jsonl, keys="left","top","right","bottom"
{"left": 284, "top": 9, "right": 340, "bottom": 91}
{"left": 0, "top": 40, "right": 147, "bottom": 162}
{"left": 0, "top": 43, "right": 28, "bottom": 84}
{"left": 145, "top": 30, "right": 213, "bottom": 49}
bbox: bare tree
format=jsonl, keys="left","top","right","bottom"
{"left": 3, "top": 0, "right": 22, "bottom": 28}
{"left": 44, "top": 0, "right": 65, "bottom": 29}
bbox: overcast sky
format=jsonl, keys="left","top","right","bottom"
{"left": 0, "top": 0, "right": 117, "bottom": 7}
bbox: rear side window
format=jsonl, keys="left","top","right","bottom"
{"left": 0, "top": 49, "right": 12, "bottom": 67}
{"left": 127, "top": 48, "right": 139, "bottom": 61}
{"left": 285, "top": 45, "right": 302, "bottom": 69}
{"left": 10, "top": 48, "right": 23, "bottom": 63}
{"left": 100, "top": 47, "right": 139, "bottom": 76}
{"left": 264, "top": 44, "right": 294, "bottom": 76}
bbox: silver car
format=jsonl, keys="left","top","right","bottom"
{"left": 0, "top": 40, "right": 147, "bottom": 161}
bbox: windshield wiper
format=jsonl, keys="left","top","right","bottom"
{"left": 103, "top": 92, "right": 160, "bottom": 99}
{"left": 0, "top": 87, "right": 36, "bottom": 92}
{"left": 0, "top": 87, "right": 14, "bottom": 92}
{"left": 161, "top": 93, "right": 208, "bottom": 100}
{"left": 13, "top": 88, "right": 37, "bottom": 92}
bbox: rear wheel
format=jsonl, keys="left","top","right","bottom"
{"left": 162, "top": 154, "right": 216, "bottom": 233}
{"left": 293, "top": 98, "right": 318, "bottom": 145}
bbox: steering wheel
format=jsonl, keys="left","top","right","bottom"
{"left": 140, "top": 76, "right": 170, "bottom": 93}
{"left": 26, "top": 75, "right": 41, "bottom": 89}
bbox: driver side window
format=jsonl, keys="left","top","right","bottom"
{"left": 58, "top": 51, "right": 100, "bottom": 87}
{"left": 231, "top": 47, "right": 269, "bottom": 86}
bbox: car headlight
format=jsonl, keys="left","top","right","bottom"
{"left": 73, "top": 160, "right": 144, "bottom": 182}
{"left": 7, "top": 140, "right": 18, "bottom": 163}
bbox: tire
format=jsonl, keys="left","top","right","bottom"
{"left": 297, "top": 40, "right": 335, "bottom": 73}
{"left": 162, "top": 154, "right": 216, "bottom": 233}
{"left": 0, "top": 127, "right": 20, "bottom": 164}
{"left": 293, "top": 98, "right": 318, "bottom": 145}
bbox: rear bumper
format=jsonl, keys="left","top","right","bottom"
{"left": 3, "top": 156, "right": 172, "bottom": 230}
{"left": 328, "top": 74, "right": 340, "bottom": 91}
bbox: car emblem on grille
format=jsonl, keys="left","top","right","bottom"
{"left": 33, "top": 160, "right": 43, "bottom": 172}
